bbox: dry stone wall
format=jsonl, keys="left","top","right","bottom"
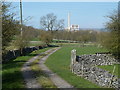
{"left": 3, "top": 45, "right": 59, "bottom": 62}
{"left": 71, "top": 50, "right": 119, "bottom": 88}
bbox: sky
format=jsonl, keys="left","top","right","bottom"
{"left": 12, "top": 2, "right": 118, "bottom": 29}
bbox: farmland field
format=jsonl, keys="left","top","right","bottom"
{"left": 3, "top": 43, "right": 118, "bottom": 88}
{"left": 45, "top": 44, "right": 109, "bottom": 88}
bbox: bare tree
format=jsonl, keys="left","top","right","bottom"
{"left": 40, "top": 13, "right": 64, "bottom": 32}
{"left": 55, "top": 19, "right": 64, "bottom": 31}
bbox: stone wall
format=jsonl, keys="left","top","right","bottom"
{"left": 77, "top": 54, "right": 118, "bottom": 66}
{"left": 71, "top": 52, "right": 119, "bottom": 88}
{"left": 3, "top": 45, "right": 59, "bottom": 62}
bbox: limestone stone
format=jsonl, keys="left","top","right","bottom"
{"left": 71, "top": 53, "right": 119, "bottom": 88}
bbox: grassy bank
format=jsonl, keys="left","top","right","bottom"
{"left": 98, "top": 64, "right": 120, "bottom": 78}
{"left": 2, "top": 47, "right": 53, "bottom": 88}
{"left": 45, "top": 46, "right": 108, "bottom": 88}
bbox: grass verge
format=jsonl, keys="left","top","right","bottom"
{"left": 97, "top": 64, "right": 120, "bottom": 78}
{"left": 2, "top": 47, "right": 53, "bottom": 88}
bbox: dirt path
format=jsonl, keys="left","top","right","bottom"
{"left": 21, "top": 47, "right": 74, "bottom": 89}
{"left": 38, "top": 47, "right": 74, "bottom": 88}
{"left": 21, "top": 53, "right": 43, "bottom": 88}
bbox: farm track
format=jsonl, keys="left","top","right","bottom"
{"left": 39, "top": 47, "right": 75, "bottom": 88}
{"left": 21, "top": 53, "right": 43, "bottom": 88}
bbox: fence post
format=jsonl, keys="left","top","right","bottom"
{"left": 82, "top": 60, "right": 84, "bottom": 76}
{"left": 71, "top": 49, "right": 76, "bottom": 73}
{"left": 108, "top": 65, "right": 116, "bottom": 87}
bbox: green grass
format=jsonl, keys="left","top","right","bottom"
{"left": 2, "top": 47, "right": 53, "bottom": 88}
{"left": 98, "top": 64, "right": 120, "bottom": 78}
{"left": 51, "top": 42, "right": 98, "bottom": 47}
{"left": 45, "top": 46, "right": 108, "bottom": 88}
{"left": 31, "top": 38, "right": 40, "bottom": 41}
{"left": 31, "top": 59, "right": 56, "bottom": 88}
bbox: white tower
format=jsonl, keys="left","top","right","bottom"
{"left": 67, "top": 12, "right": 71, "bottom": 31}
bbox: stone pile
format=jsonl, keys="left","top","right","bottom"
{"left": 72, "top": 53, "right": 119, "bottom": 88}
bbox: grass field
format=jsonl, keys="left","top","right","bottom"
{"left": 98, "top": 64, "right": 120, "bottom": 78}
{"left": 51, "top": 42, "right": 98, "bottom": 48}
{"left": 45, "top": 45, "right": 108, "bottom": 88}
{"left": 2, "top": 47, "right": 53, "bottom": 88}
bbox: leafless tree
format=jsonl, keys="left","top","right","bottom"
{"left": 40, "top": 13, "right": 64, "bottom": 32}
{"left": 55, "top": 19, "right": 64, "bottom": 31}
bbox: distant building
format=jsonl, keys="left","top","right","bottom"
{"left": 71, "top": 24, "right": 79, "bottom": 31}
{"left": 66, "top": 12, "right": 80, "bottom": 32}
